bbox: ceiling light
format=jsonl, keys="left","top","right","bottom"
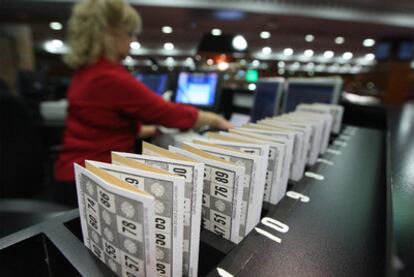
{"left": 248, "top": 83, "right": 257, "bottom": 91}
{"left": 305, "top": 34, "right": 314, "bottom": 42}
{"left": 283, "top": 48, "right": 293, "bottom": 56}
{"left": 43, "top": 39, "right": 67, "bottom": 54}
{"left": 162, "top": 26, "right": 173, "bottom": 34}
{"left": 278, "top": 61, "right": 285, "bottom": 68}
{"left": 122, "top": 56, "right": 136, "bottom": 66}
{"left": 252, "top": 59, "right": 260, "bottom": 67}
{"left": 365, "top": 53, "right": 375, "bottom": 61}
{"left": 206, "top": 58, "right": 214, "bottom": 66}
{"left": 351, "top": 65, "right": 362, "bottom": 73}
{"left": 291, "top": 62, "right": 300, "bottom": 69}
{"left": 211, "top": 28, "right": 222, "bottom": 36}
{"left": 316, "top": 64, "right": 326, "bottom": 72}
{"left": 363, "top": 38, "right": 376, "bottom": 47}
{"left": 262, "top": 47, "right": 272, "bottom": 55}
{"left": 335, "top": 36, "right": 345, "bottom": 44}
{"left": 217, "top": 61, "right": 229, "bottom": 71}
{"left": 342, "top": 52, "right": 353, "bottom": 60}
{"left": 130, "top": 41, "right": 141, "bottom": 50}
{"left": 304, "top": 49, "right": 314, "bottom": 57}
{"left": 163, "top": 42, "right": 174, "bottom": 50}
{"left": 166, "top": 57, "right": 174, "bottom": 64}
{"left": 323, "top": 50, "right": 334, "bottom": 59}
{"left": 306, "top": 62, "right": 315, "bottom": 68}
{"left": 232, "top": 35, "right": 248, "bottom": 51}
{"left": 185, "top": 57, "right": 193, "bottom": 64}
{"left": 49, "top": 22, "right": 62, "bottom": 30}
{"left": 260, "top": 31, "right": 271, "bottom": 39}
{"left": 328, "top": 64, "right": 340, "bottom": 72}
{"left": 51, "top": 39, "right": 63, "bottom": 48}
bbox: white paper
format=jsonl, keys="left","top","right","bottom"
{"left": 169, "top": 145, "right": 244, "bottom": 244}
{"left": 74, "top": 163, "right": 157, "bottom": 277}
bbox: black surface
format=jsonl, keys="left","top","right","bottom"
{"left": 0, "top": 210, "right": 115, "bottom": 277}
{"left": 207, "top": 127, "right": 386, "bottom": 277}
{"left": 388, "top": 102, "right": 414, "bottom": 277}
{"left": 0, "top": 199, "right": 70, "bottom": 238}
{"left": 0, "top": 126, "right": 388, "bottom": 277}
{"left": 341, "top": 101, "right": 386, "bottom": 130}
{"left": 0, "top": 233, "right": 80, "bottom": 276}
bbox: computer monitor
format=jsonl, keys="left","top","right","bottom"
{"left": 135, "top": 73, "right": 169, "bottom": 96}
{"left": 250, "top": 78, "right": 284, "bottom": 122}
{"left": 282, "top": 77, "right": 342, "bottom": 113}
{"left": 174, "top": 72, "right": 221, "bottom": 110}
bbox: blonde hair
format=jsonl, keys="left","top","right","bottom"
{"left": 64, "top": 0, "right": 141, "bottom": 69}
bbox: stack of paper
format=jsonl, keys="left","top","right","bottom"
{"left": 74, "top": 102, "right": 343, "bottom": 277}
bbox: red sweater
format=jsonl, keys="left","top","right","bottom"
{"left": 54, "top": 58, "right": 198, "bottom": 181}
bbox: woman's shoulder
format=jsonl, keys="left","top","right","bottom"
{"left": 86, "top": 59, "right": 137, "bottom": 86}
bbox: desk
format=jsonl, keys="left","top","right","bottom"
{"left": 388, "top": 102, "right": 414, "bottom": 277}
{"left": 207, "top": 127, "right": 386, "bottom": 276}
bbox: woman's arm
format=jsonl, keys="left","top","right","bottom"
{"left": 195, "top": 110, "right": 234, "bottom": 129}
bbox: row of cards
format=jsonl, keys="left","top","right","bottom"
{"left": 75, "top": 103, "right": 343, "bottom": 277}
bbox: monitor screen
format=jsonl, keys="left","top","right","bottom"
{"left": 135, "top": 73, "right": 168, "bottom": 96}
{"left": 251, "top": 80, "right": 282, "bottom": 122}
{"left": 245, "top": 69, "right": 259, "bottom": 83}
{"left": 398, "top": 41, "right": 414, "bottom": 60}
{"left": 375, "top": 42, "right": 392, "bottom": 60}
{"left": 174, "top": 72, "right": 219, "bottom": 108}
{"left": 284, "top": 82, "right": 340, "bottom": 113}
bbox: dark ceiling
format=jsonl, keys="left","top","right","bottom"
{"left": 1, "top": 0, "right": 414, "bottom": 70}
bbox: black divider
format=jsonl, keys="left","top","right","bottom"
{"left": 64, "top": 217, "right": 83, "bottom": 242}
{"left": 0, "top": 233, "right": 80, "bottom": 276}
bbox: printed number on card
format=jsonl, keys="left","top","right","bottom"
{"left": 154, "top": 216, "right": 171, "bottom": 233}
{"left": 211, "top": 169, "right": 234, "bottom": 188}
{"left": 103, "top": 239, "right": 120, "bottom": 262}
{"left": 155, "top": 232, "right": 171, "bottom": 249}
{"left": 97, "top": 187, "right": 116, "bottom": 213}
{"left": 87, "top": 210, "right": 101, "bottom": 234}
{"left": 90, "top": 241, "right": 105, "bottom": 262}
{"left": 211, "top": 222, "right": 230, "bottom": 239}
{"left": 121, "top": 251, "right": 143, "bottom": 274}
{"left": 156, "top": 261, "right": 171, "bottom": 276}
{"left": 85, "top": 195, "right": 98, "bottom": 214}
{"left": 168, "top": 165, "right": 192, "bottom": 182}
{"left": 117, "top": 215, "right": 143, "bottom": 241}
{"left": 210, "top": 183, "right": 233, "bottom": 202}
{"left": 210, "top": 211, "right": 230, "bottom": 228}
{"left": 269, "top": 148, "right": 276, "bottom": 160}
{"left": 121, "top": 173, "right": 145, "bottom": 190}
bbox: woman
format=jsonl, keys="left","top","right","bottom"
{"left": 54, "top": 0, "right": 232, "bottom": 206}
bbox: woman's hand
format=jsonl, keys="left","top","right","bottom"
{"left": 195, "top": 111, "right": 234, "bottom": 130}
{"left": 138, "top": 125, "right": 158, "bottom": 139}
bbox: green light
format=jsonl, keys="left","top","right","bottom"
{"left": 245, "top": 69, "right": 258, "bottom": 83}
